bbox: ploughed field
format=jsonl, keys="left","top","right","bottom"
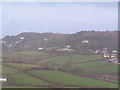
{"left": 2, "top": 50, "right": 118, "bottom": 88}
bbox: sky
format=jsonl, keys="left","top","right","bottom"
{"left": 1, "top": 2, "right": 118, "bottom": 37}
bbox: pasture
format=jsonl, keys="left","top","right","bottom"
{"left": 30, "top": 70, "right": 117, "bottom": 88}
{"left": 72, "top": 54, "right": 102, "bottom": 63}
{"left": 4, "top": 63, "right": 38, "bottom": 69}
{"left": 15, "top": 50, "right": 48, "bottom": 56}
{"left": 11, "top": 73, "right": 50, "bottom": 85}
{"left": 2, "top": 65, "right": 18, "bottom": 74}
{"left": 37, "top": 56, "right": 69, "bottom": 65}
{"left": 89, "top": 65, "right": 118, "bottom": 74}
{"left": 71, "top": 60, "right": 110, "bottom": 69}
{"left": 2, "top": 51, "right": 118, "bottom": 88}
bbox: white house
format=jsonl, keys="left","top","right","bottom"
{"left": 38, "top": 47, "right": 43, "bottom": 51}
{"left": 111, "top": 50, "right": 118, "bottom": 58}
{"left": 112, "top": 50, "right": 118, "bottom": 53}
{"left": 8, "top": 44, "right": 13, "bottom": 48}
{"left": 20, "top": 37, "right": 24, "bottom": 40}
{"left": 103, "top": 53, "right": 110, "bottom": 58}
{"left": 44, "top": 38, "right": 48, "bottom": 41}
{"left": 101, "top": 48, "right": 107, "bottom": 54}
{"left": 16, "top": 41, "right": 19, "bottom": 43}
{"left": 81, "top": 40, "right": 89, "bottom": 44}
{"left": 0, "top": 78, "right": 7, "bottom": 82}
{"left": 94, "top": 50, "right": 100, "bottom": 54}
{"left": 111, "top": 53, "right": 117, "bottom": 58}
{"left": 66, "top": 45, "right": 71, "bottom": 48}
{"left": 57, "top": 45, "right": 75, "bottom": 52}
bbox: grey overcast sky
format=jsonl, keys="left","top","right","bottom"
{"left": 1, "top": 2, "right": 118, "bottom": 37}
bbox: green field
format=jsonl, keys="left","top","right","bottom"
{"left": 89, "top": 65, "right": 118, "bottom": 74}
{"left": 4, "top": 63, "right": 38, "bottom": 69}
{"left": 2, "top": 65, "right": 18, "bottom": 74}
{"left": 3, "top": 86, "right": 40, "bottom": 88}
{"left": 71, "top": 60, "right": 110, "bottom": 69}
{"left": 2, "top": 52, "right": 118, "bottom": 88}
{"left": 11, "top": 73, "right": 50, "bottom": 85}
{"left": 72, "top": 54, "right": 102, "bottom": 63}
{"left": 30, "top": 70, "right": 117, "bottom": 88}
{"left": 38, "top": 56, "right": 69, "bottom": 65}
{"left": 15, "top": 51, "right": 48, "bottom": 56}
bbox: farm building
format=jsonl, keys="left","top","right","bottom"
{"left": 111, "top": 50, "right": 118, "bottom": 58}
{"left": 103, "top": 53, "right": 110, "bottom": 58}
{"left": 57, "top": 48, "right": 75, "bottom": 52}
{"left": 81, "top": 40, "right": 89, "bottom": 44}
{"left": 20, "top": 37, "right": 24, "bottom": 40}
{"left": 57, "top": 45, "right": 75, "bottom": 52}
{"left": 101, "top": 48, "right": 108, "bottom": 54}
{"left": 0, "top": 77, "right": 7, "bottom": 82}
{"left": 38, "top": 47, "right": 43, "bottom": 51}
{"left": 109, "top": 58, "right": 118, "bottom": 64}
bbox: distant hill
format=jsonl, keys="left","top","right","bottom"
{"left": 2, "top": 31, "right": 118, "bottom": 53}
{"left": 65, "top": 31, "right": 118, "bottom": 52}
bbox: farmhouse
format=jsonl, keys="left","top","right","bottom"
{"left": 20, "top": 37, "right": 24, "bottom": 40}
{"left": 101, "top": 48, "right": 108, "bottom": 54}
{"left": 57, "top": 45, "right": 75, "bottom": 52}
{"left": 103, "top": 53, "right": 110, "bottom": 58}
{"left": 38, "top": 47, "right": 43, "bottom": 51}
{"left": 111, "top": 50, "right": 118, "bottom": 58}
{"left": 16, "top": 41, "right": 19, "bottom": 44}
{"left": 81, "top": 40, "right": 89, "bottom": 44}
{"left": 0, "top": 77, "right": 7, "bottom": 82}
{"left": 111, "top": 53, "right": 117, "bottom": 58}
{"left": 8, "top": 44, "right": 13, "bottom": 48}
{"left": 57, "top": 48, "right": 75, "bottom": 52}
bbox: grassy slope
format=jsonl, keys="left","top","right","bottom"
{"left": 2, "top": 65, "right": 18, "bottom": 74}
{"left": 3, "top": 86, "right": 40, "bottom": 88}
{"left": 4, "top": 63, "right": 38, "bottom": 69}
{"left": 38, "top": 56, "right": 69, "bottom": 65}
{"left": 15, "top": 51, "right": 48, "bottom": 56}
{"left": 72, "top": 54, "right": 102, "bottom": 63}
{"left": 11, "top": 73, "right": 50, "bottom": 85}
{"left": 71, "top": 60, "right": 110, "bottom": 69}
{"left": 30, "top": 70, "right": 117, "bottom": 88}
{"left": 89, "top": 65, "right": 118, "bottom": 74}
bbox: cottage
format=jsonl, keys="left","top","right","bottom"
{"left": 103, "top": 53, "right": 110, "bottom": 58}
{"left": 44, "top": 38, "right": 48, "bottom": 41}
{"left": 66, "top": 45, "right": 71, "bottom": 48}
{"left": 16, "top": 41, "right": 19, "bottom": 43}
{"left": 81, "top": 40, "right": 89, "bottom": 44}
{"left": 38, "top": 47, "right": 43, "bottom": 51}
{"left": 8, "top": 44, "right": 13, "bottom": 48}
{"left": 101, "top": 48, "right": 107, "bottom": 54}
{"left": 94, "top": 50, "right": 100, "bottom": 54}
{"left": 58, "top": 48, "right": 75, "bottom": 52}
{"left": 57, "top": 45, "right": 75, "bottom": 52}
{"left": 20, "top": 37, "right": 24, "bottom": 40}
{"left": 111, "top": 50, "right": 118, "bottom": 58}
{"left": 111, "top": 53, "right": 117, "bottom": 58}
{"left": 0, "top": 78, "right": 7, "bottom": 82}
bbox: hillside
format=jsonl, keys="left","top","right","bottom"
{"left": 2, "top": 31, "right": 118, "bottom": 88}
{"left": 2, "top": 31, "right": 118, "bottom": 53}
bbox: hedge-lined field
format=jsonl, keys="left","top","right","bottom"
{"left": 72, "top": 54, "right": 102, "bottom": 63}
{"left": 30, "top": 70, "right": 117, "bottom": 88}
{"left": 11, "top": 73, "right": 50, "bottom": 85}
{"left": 38, "top": 56, "right": 69, "bottom": 65}
{"left": 4, "top": 63, "right": 38, "bottom": 69}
